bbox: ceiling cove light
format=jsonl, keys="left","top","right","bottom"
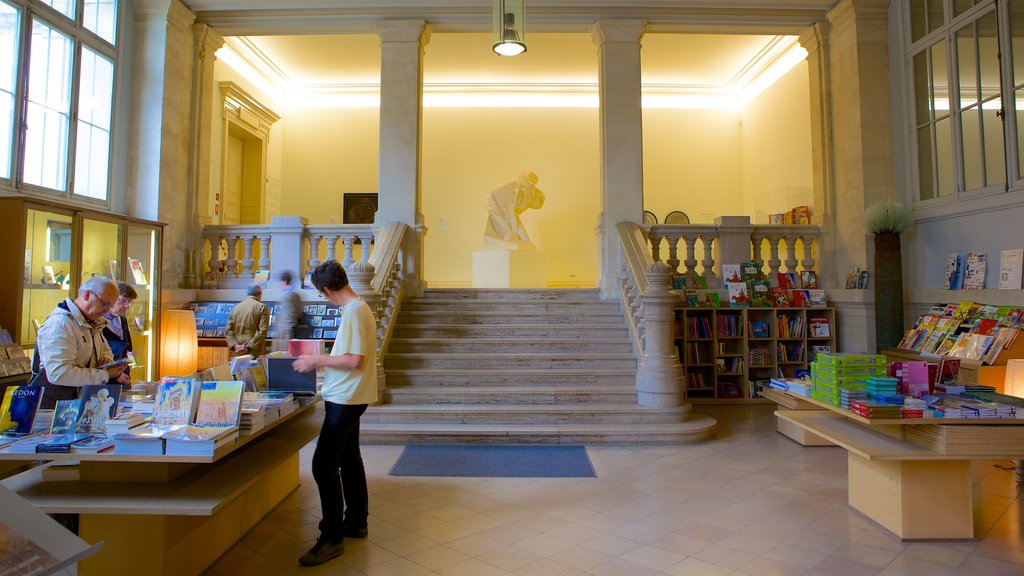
{"left": 493, "top": 0, "right": 526, "bottom": 56}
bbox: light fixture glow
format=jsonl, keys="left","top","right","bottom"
{"left": 493, "top": 0, "right": 526, "bottom": 56}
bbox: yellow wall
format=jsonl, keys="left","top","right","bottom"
{"left": 739, "top": 62, "right": 813, "bottom": 223}
{"left": 643, "top": 108, "right": 744, "bottom": 225}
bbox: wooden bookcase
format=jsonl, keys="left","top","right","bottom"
{"left": 674, "top": 307, "right": 837, "bottom": 401}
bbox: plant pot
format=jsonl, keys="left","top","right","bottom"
{"left": 873, "top": 231, "right": 904, "bottom": 352}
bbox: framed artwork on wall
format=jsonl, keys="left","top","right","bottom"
{"left": 343, "top": 193, "right": 378, "bottom": 224}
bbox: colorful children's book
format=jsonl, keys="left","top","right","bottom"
{"left": 776, "top": 272, "right": 797, "bottom": 290}
{"left": 800, "top": 270, "right": 818, "bottom": 289}
{"left": 789, "top": 290, "right": 811, "bottom": 308}
{"left": 720, "top": 264, "right": 742, "bottom": 284}
{"left": 688, "top": 274, "right": 707, "bottom": 289}
{"left": 74, "top": 385, "right": 122, "bottom": 434}
{"left": 944, "top": 253, "right": 962, "bottom": 289}
{"left": 684, "top": 290, "right": 700, "bottom": 307}
{"left": 672, "top": 275, "right": 686, "bottom": 290}
{"left": 747, "top": 280, "right": 771, "bottom": 308}
{"left": 194, "top": 381, "right": 245, "bottom": 428}
{"left": 963, "top": 251, "right": 987, "bottom": 290}
{"left": 0, "top": 386, "right": 43, "bottom": 435}
{"left": 771, "top": 287, "right": 791, "bottom": 308}
{"left": 807, "top": 289, "right": 827, "bottom": 307}
{"left": 740, "top": 261, "right": 763, "bottom": 282}
{"left": 704, "top": 292, "right": 721, "bottom": 308}
{"left": 49, "top": 400, "right": 80, "bottom": 434}
{"left": 809, "top": 316, "right": 831, "bottom": 337}
{"left": 153, "top": 379, "right": 201, "bottom": 426}
{"left": 726, "top": 283, "right": 749, "bottom": 308}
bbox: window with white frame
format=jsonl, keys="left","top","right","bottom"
{"left": 0, "top": 0, "right": 118, "bottom": 202}
{"left": 906, "top": 0, "right": 1024, "bottom": 202}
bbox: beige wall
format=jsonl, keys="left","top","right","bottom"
{"left": 740, "top": 61, "right": 813, "bottom": 223}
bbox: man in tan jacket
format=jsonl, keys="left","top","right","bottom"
{"left": 225, "top": 285, "right": 270, "bottom": 357}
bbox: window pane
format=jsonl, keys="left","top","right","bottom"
{"left": 957, "top": 24, "right": 978, "bottom": 109}
{"left": 39, "top": 1, "right": 74, "bottom": 20}
{"left": 911, "top": 0, "right": 945, "bottom": 43}
{"left": 962, "top": 106, "right": 984, "bottom": 190}
{"left": 936, "top": 117, "right": 955, "bottom": 196}
{"left": 24, "top": 20, "right": 72, "bottom": 191}
{"left": 74, "top": 48, "right": 113, "bottom": 200}
{"left": 84, "top": 0, "right": 118, "bottom": 45}
{"left": 913, "top": 50, "right": 933, "bottom": 125}
{"left": 981, "top": 98, "right": 1006, "bottom": 186}
{"left": 1017, "top": 88, "right": 1024, "bottom": 176}
{"left": 917, "top": 126, "right": 936, "bottom": 200}
{"left": 978, "top": 12, "right": 1000, "bottom": 95}
{"left": 954, "top": 0, "right": 981, "bottom": 17}
{"left": 1014, "top": 0, "right": 1024, "bottom": 86}
{"left": 0, "top": 2, "right": 18, "bottom": 180}
{"left": 931, "top": 41, "right": 949, "bottom": 116}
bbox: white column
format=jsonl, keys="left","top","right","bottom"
{"left": 591, "top": 20, "right": 647, "bottom": 299}
{"left": 268, "top": 216, "right": 308, "bottom": 285}
{"left": 375, "top": 20, "right": 430, "bottom": 297}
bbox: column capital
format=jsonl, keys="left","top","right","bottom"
{"left": 194, "top": 23, "right": 225, "bottom": 55}
{"left": 590, "top": 20, "right": 647, "bottom": 46}
{"left": 168, "top": 0, "right": 195, "bottom": 28}
{"left": 374, "top": 19, "right": 430, "bottom": 46}
{"left": 798, "top": 22, "right": 829, "bottom": 55}
{"left": 828, "top": 0, "right": 889, "bottom": 28}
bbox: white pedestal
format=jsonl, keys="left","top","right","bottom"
{"left": 472, "top": 250, "right": 546, "bottom": 288}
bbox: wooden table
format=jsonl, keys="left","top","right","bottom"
{"left": 764, "top": 389, "right": 1024, "bottom": 540}
{"left": 1, "top": 402, "right": 323, "bottom": 576}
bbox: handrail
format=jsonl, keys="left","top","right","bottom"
{"left": 617, "top": 221, "right": 653, "bottom": 354}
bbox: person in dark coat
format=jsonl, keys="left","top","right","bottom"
{"left": 102, "top": 282, "right": 138, "bottom": 383}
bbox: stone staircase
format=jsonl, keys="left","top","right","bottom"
{"left": 360, "top": 288, "right": 717, "bottom": 444}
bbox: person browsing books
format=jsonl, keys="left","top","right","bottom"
{"left": 292, "top": 260, "right": 378, "bottom": 567}
{"left": 34, "top": 276, "right": 129, "bottom": 408}
{"left": 271, "top": 270, "right": 303, "bottom": 352}
{"left": 102, "top": 282, "right": 137, "bottom": 384}
{"left": 225, "top": 284, "right": 270, "bottom": 357}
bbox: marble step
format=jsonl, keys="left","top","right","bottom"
{"left": 403, "top": 299, "right": 620, "bottom": 312}
{"left": 384, "top": 369, "right": 636, "bottom": 387}
{"left": 392, "top": 323, "right": 629, "bottom": 339}
{"left": 419, "top": 288, "right": 601, "bottom": 301}
{"left": 383, "top": 385, "right": 637, "bottom": 405}
{"left": 358, "top": 414, "right": 719, "bottom": 445}
{"left": 387, "top": 338, "right": 633, "bottom": 354}
{"left": 364, "top": 403, "right": 683, "bottom": 424}
{"left": 384, "top": 353, "right": 637, "bottom": 370}
{"left": 397, "top": 310, "right": 625, "bottom": 325}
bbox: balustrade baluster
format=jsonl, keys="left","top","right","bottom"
{"left": 256, "top": 235, "right": 271, "bottom": 275}
{"left": 783, "top": 236, "right": 799, "bottom": 272}
{"left": 649, "top": 231, "right": 663, "bottom": 264}
{"left": 683, "top": 235, "right": 698, "bottom": 279}
{"left": 240, "top": 236, "right": 255, "bottom": 279}
{"left": 665, "top": 232, "right": 681, "bottom": 274}
{"left": 225, "top": 236, "right": 239, "bottom": 278}
{"left": 342, "top": 236, "right": 356, "bottom": 268}
{"left": 800, "top": 235, "right": 816, "bottom": 272}
{"left": 751, "top": 234, "right": 765, "bottom": 270}
{"left": 359, "top": 235, "right": 374, "bottom": 265}
{"left": 700, "top": 236, "right": 717, "bottom": 286}
{"left": 325, "top": 235, "right": 340, "bottom": 263}
{"left": 307, "top": 235, "right": 322, "bottom": 271}
{"left": 767, "top": 235, "right": 782, "bottom": 279}
{"left": 207, "top": 235, "right": 222, "bottom": 280}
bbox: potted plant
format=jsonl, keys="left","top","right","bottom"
{"left": 864, "top": 199, "right": 914, "bottom": 352}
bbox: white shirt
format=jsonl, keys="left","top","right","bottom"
{"left": 321, "top": 298, "right": 378, "bottom": 405}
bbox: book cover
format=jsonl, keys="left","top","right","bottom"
{"left": 725, "top": 283, "right": 749, "bottom": 307}
{"left": 775, "top": 272, "right": 797, "bottom": 290}
{"left": 720, "top": 264, "right": 742, "bottom": 284}
{"left": 253, "top": 269, "right": 270, "bottom": 287}
{"left": 0, "top": 521, "right": 59, "bottom": 575}
{"left": 749, "top": 321, "right": 770, "bottom": 338}
{"left": 963, "top": 251, "right": 987, "bottom": 290}
{"left": 162, "top": 425, "right": 235, "bottom": 442}
{"left": 74, "top": 385, "right": 122, "bottom": 434}
{"left": 194, "top": 381, "right": 245, "bottom": 428}
{"left": 999, "top": 248, "right": 1023, "bottom": 290}
{"left": 672, "top": 275, "right": 686, "bottom": 290}
{"left": 800, "top": 270, "right": 818, "bottom": 289}
{"left": 747, "top": 280, "right": 771, "bottom": 307}
{"left": 128, "top": 257, "right": 148, "bottom": 285}
{"left": 944, "top": 253, "right": 960, "bottom": 289}
{"left": 703, "top": 292, "right": 721, "bottom": 308}
{"left": 844, "top": 266, "right": 860, "bottom": 289}
{"left": 49, "top": 400, "right": 80, "bottom": 434}
{"left": 789, "top": 290, "right": 811, "bottom": 308}
{"left": 153, "top": 379, "right": 201, "bottom": 426}
{"left": 0, "top": 386, "right": 43, "bottom": 435}
{"left": 807, "top": 289, "right": 827, "bottom": 307}
{"left": 809, "top": 317, "right": 831, "bottom": 337}
{"left": 36, "top": 433, "right": 93, "bottom": 454}
{"left": 771, "top": 287, "right": 791, "bottom": 308}
{"left": 688, "top": 274, "right": 707, "bottom": 289}
{"left": 684, "top": 290, "right": 699, "bottom": 307}
{"left": 740, "top": 261, "right": 763, "bottom": 282}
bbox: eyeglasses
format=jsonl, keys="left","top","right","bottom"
{"left": 90, "top": 290, "right": 117, "bottom": 311}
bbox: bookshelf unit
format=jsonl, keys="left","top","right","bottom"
{"left": 674, "top": 307, "right": 837, "bottom": 401}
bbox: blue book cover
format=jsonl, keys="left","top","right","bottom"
{"left": 75, "top": 385, "right": 122, "bottom": 434}
{"left": 36, "top": 433, "right": 93, "bottom": 453}
{"left": 50, "top": 399, "right": 80, "bottom": 434}
{"left": 0, "top": 385, "right": 43, "bottom": 435}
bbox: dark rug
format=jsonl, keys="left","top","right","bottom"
{"left": 388, "top": 445, "right": 597, "bottom": 478}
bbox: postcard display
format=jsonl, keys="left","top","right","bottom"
{"left": 675, "top": 307, "right": 836, "bottom": 401}
{"left": 190, "top": 302, "right": 340, "bottom": 341}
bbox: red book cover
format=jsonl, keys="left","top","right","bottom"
{"left": 772, "top": 287, "right": 791, "bottom": 307}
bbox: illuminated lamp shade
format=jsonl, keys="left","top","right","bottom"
{"left": 493, "top": 0, "right": 526, "bottom": 56}
{"left": 159, "top": 310, "right": 198, "bottom": 377}
{"left": 1006, "top": 359, "right": 1024, "bottom": 399}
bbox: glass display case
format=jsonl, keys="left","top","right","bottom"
{"left": 0, "top": 198, "right": 163, "bottom": 381}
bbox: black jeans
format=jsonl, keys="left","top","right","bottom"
{"left": 312, "top": 401, "right": 368, "bottom": 542}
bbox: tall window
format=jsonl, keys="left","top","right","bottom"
{"left": 0, "top": 0, "right": 118, "bottom": 202}
{"left": 906, "top": 0, "right": 1024, "bottom": 202}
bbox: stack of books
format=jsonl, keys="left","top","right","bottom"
{"left": 4, "top": 435, "right": 50, "bottom": 454}
{"left": 33, "top": 409, "right": 54, "bottom": 434}
{"left": 163, "top": 426, "right": 238, "bottom": 457}
{"left": 867, "top": 376, "right": 899, "bottom": 401}
{"left": 811, "top": 353, "right": 886, "bottom": 407}
{"left": 239, "top": 404, "right": 266, "bottom": 436}
{"left": 839, "top": 387, "right": 868, "bottom": 410}
{"left": 114, "top": 424, "right": 178, "bottom": 455}
{"left": 849, "top": 400, "right": 902, "bottom": 419}
{"left": 70, "top": 436, "right": 115, "bottom": 454}
{"left": 104, "top": 412, "right": 147, "bottom": 436}
{"left": 36, "top": 433, "right": 93, "bottom": 454}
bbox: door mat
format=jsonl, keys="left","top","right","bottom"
{"left": 388, "top": 445, "right": 597, "bottom": 478}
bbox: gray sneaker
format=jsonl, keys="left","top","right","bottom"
{"left": 299, "top": 538, "right": 344, "bottom": 567}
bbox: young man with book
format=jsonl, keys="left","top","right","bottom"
{"left": 292, "top": 260, "right": 378, "bottom": 567}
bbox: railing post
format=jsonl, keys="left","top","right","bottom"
{"left": 268, "top": 216, "right": 308, "bottom": 288}
{"left": 240, "top": 235, "right": 255, "bottom": 279}
{"left": 713, "top": 216, "right": 754, "bottom": 276}
{"left": 342, "top": 236, "right": 356, "bottom": 268}
{"left": 800, "top": 234, "right": 816, "bottom": 272}
{"left": 224, "top": 236, "right": 239, "bottom": 279}
{"left": 766, "top": 235, "right": 782, "bottom": 280}
{"left": 635, "top": 261, "right": 684, "bottom": 408}
{"left": 256, "top": 234, "right": 271, "bottom": 274}
{"left": 700, "top": 235, "right": 717, "bottom": 287}
{"left": 307, "top": 235, "right": 322, "bottom": 272}
{"left": 783, "top": 236, "right": 799, "bottom": 272}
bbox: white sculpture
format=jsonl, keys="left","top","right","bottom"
{"left": 483, "top": 171, "right": 545, "bottom": 251}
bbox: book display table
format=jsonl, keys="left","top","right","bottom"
{"left": 765, "top": 390, "right": 1024, "bottom": 540}
{"left": 0, "top": 401, "right": 323, "bottom": 576}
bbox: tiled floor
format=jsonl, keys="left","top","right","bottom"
{"left": 204, "top": 405, "right": 1024, "bottom": 575}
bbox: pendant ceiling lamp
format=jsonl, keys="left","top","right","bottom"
{"left": 493, "top": 0, "right": 526, "bottom": 56}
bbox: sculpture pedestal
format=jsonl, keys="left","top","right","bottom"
{"left": 472, "top": 250, "right": 546, "bottom": 288}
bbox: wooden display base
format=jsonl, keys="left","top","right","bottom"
{"left": 847, "top": 453, "right": 972, "bottom": 540}
{"left": 777, "top": 416, "right": 834, "bottom": 446}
